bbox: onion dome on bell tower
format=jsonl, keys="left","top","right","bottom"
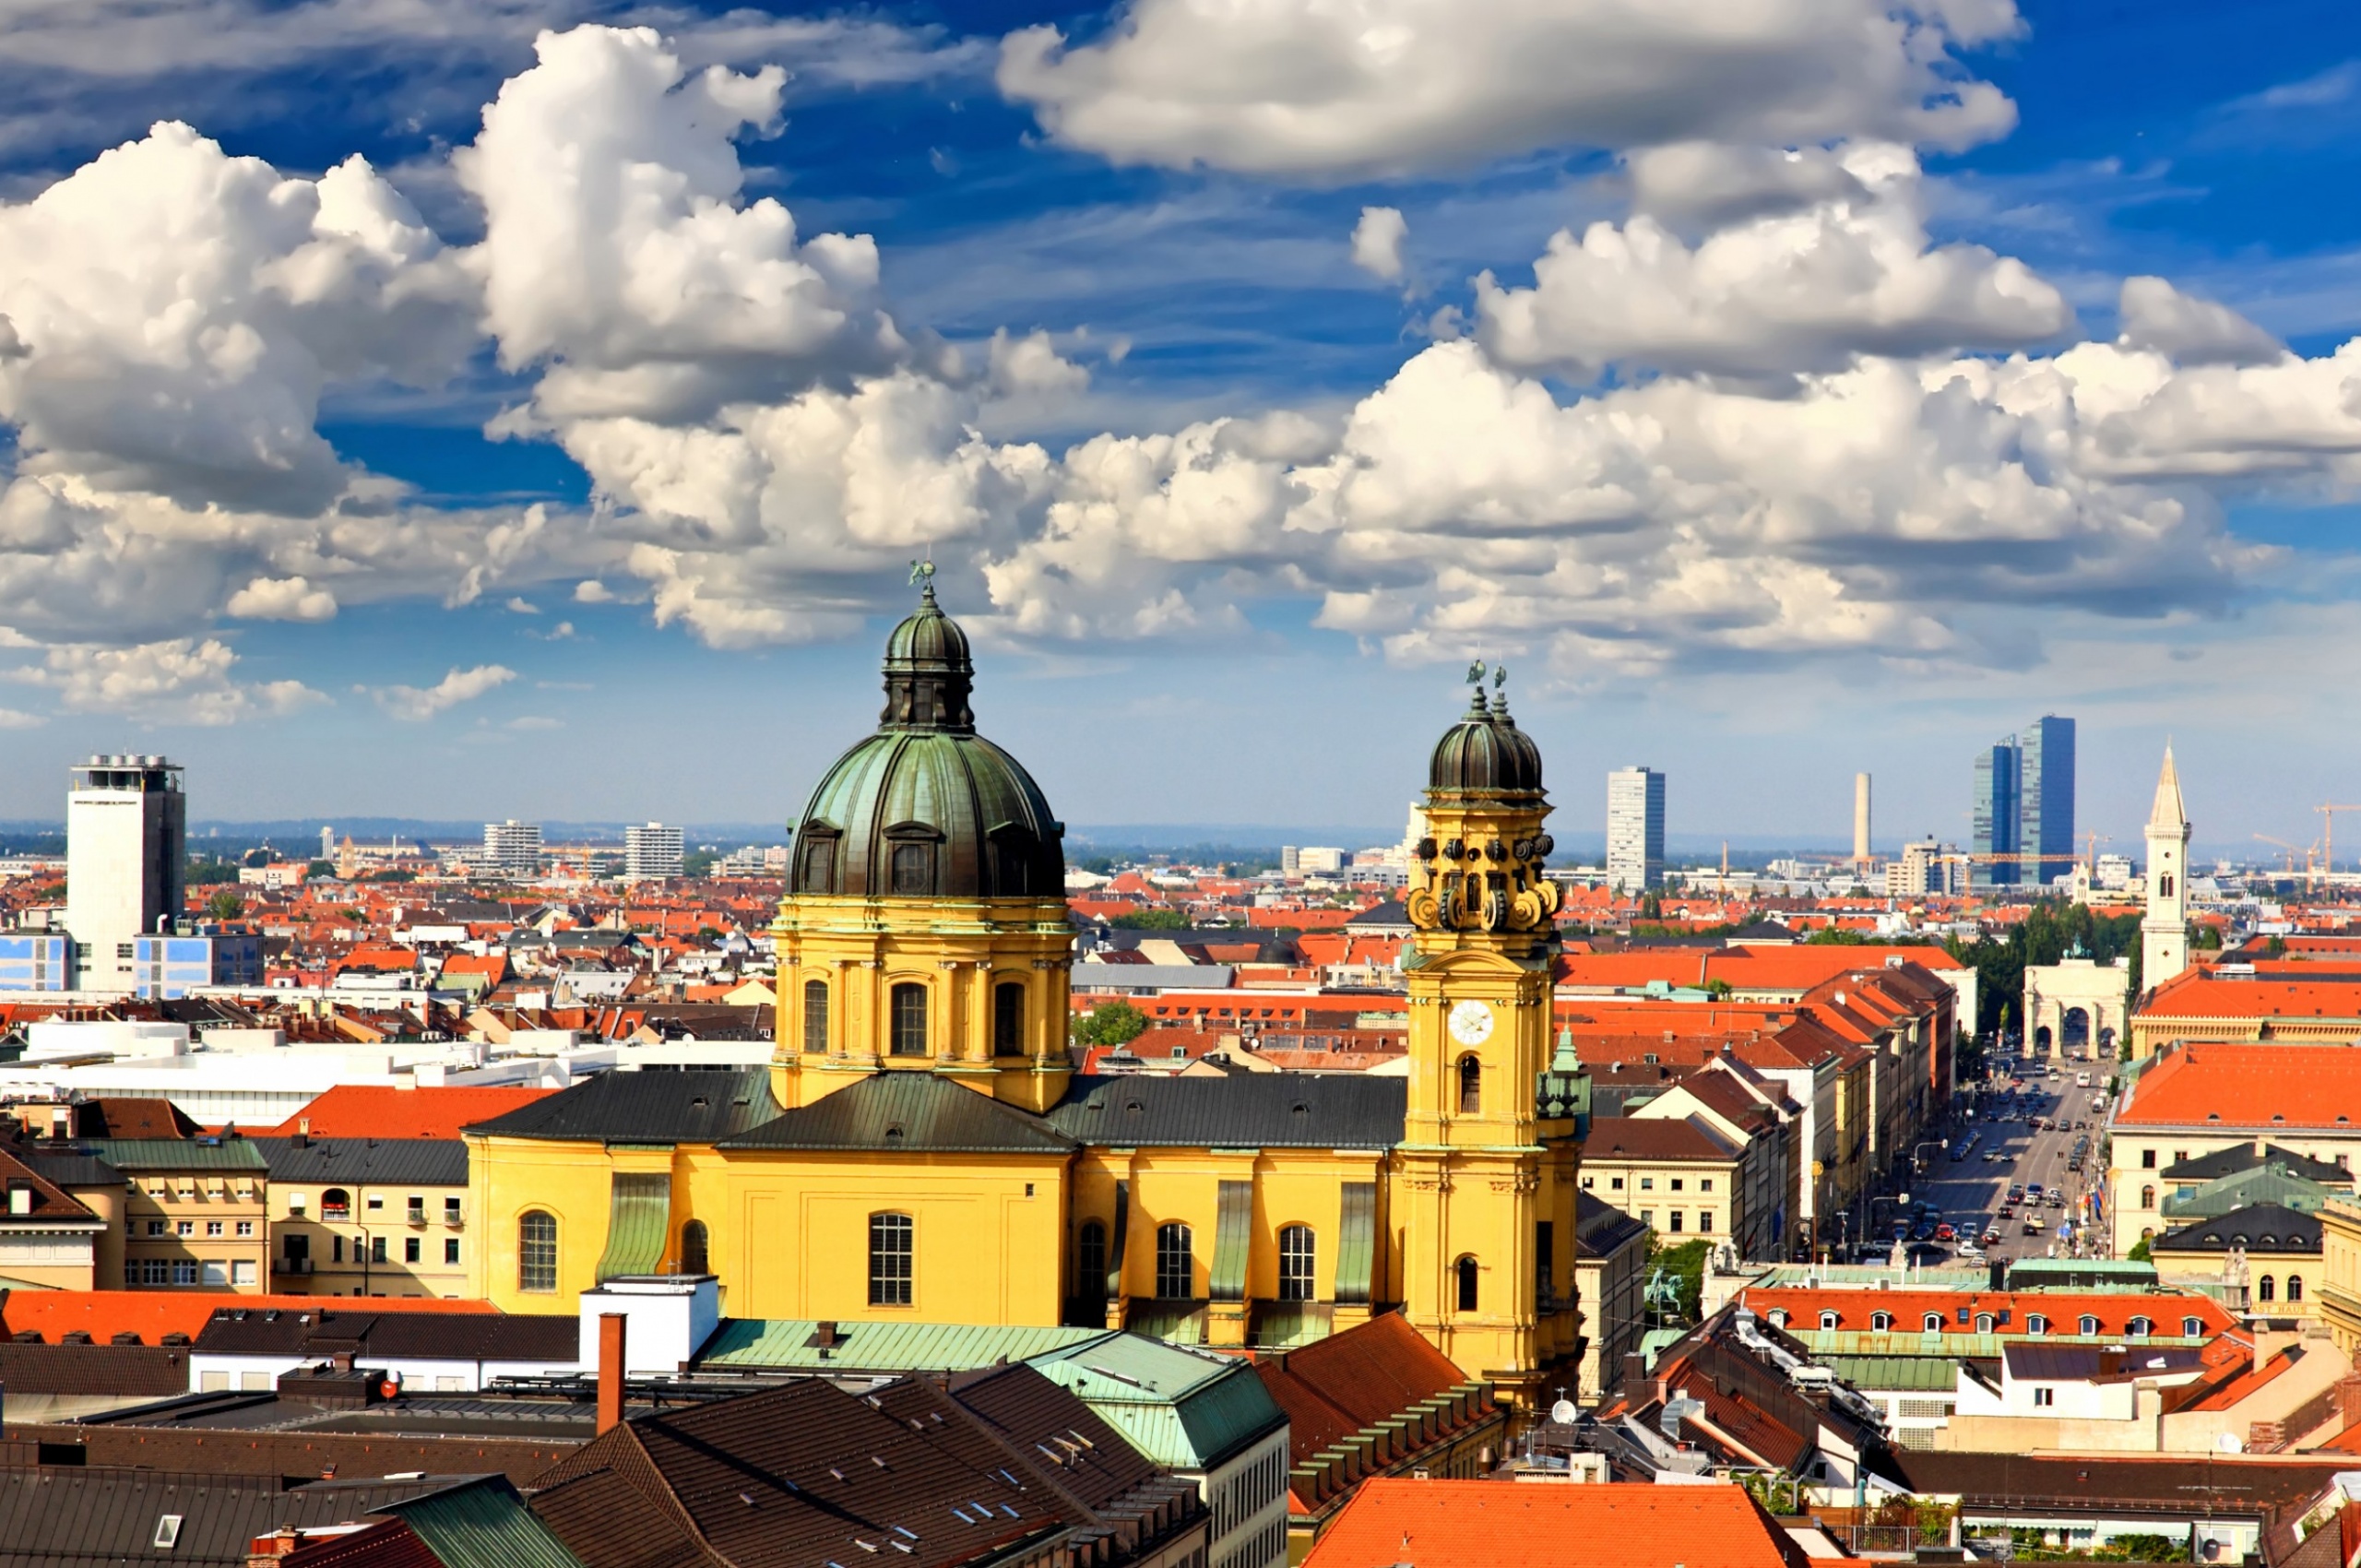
{"left": 1406, "top": 663, "right": 1558, "bottom": 940}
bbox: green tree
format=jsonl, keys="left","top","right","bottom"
{"left": 2127, "top": 1235, "right": 2152, "bottom": 1263}
{"left": 203, "top": 889, "right": 244, "bottom": 921}
{"left": 1072, "top": 1000, "right": 1150, "bottom": 1047}
{"left": 2193, "top": 924, "right": 2223, "bottom": 951}
{"left": 186, "top": 858, "right": 241, "bottom": 885}
{"left": 305, "top": 859, "right": 336, "bottom": 878}
{"left": 1646, "top": 1236, "right": 1710, "bottom": 1320}
{"left": 1806, "top": 926, "right": 1873, "bottom": 945}
{"left": 683, "top": 850, "right": 719, "bottom": 877}
{"left": 1109, "top": 909, "right": 1189, "bottom": 930}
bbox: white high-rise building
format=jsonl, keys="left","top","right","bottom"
{"left": 320, "top": 825, "right": 335, "bottom": 860}
{"left": 482, "top": 819, "right": 543, "bottom": 876}
{"left": 2142, "top": 745, "right": 2190, "bottom": 992}
{"left": 1606, "top": 766, "right": 1666, "bottom": 893}
{"left": 625, "top": 822, "right": 685, "bottom": 881}
{"left": 66, "top": 754, "right": 186, "bottom": 993}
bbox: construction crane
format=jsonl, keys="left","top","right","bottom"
{"left": 2252, "top": 833, "right": 2319, "bottom": 880}
{"left": 2080, "top": 832, "right": 2113, "bottom": 874}
{"left": 2319, "top": 805, "right": 2361, "bottom": 886}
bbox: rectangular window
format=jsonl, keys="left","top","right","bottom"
{"left": 890, "top": 982, "right": 929, "bottom": 1056}
{"left": 1700, "top": 1211, "right": 1714, "bottom": 1232}
{"left": 171, "top": 1260, "right": 198, "bottom": 1286}
{"left": 408, "top": 1196, "right": 425, "bottom": 1222}
{"left": 1670, "top": 1178, "right": 1684, "bottom": 1192}
{"left": 404, "top": 1237, "right": 422, "bottom": 1264}
{"left": 231, "top": 1260, "right": 255, "bottom": 1287}
{"left": 445, "top": 1237, "right": 461, "bottom": 1265}
{"left": 1669, "top": 1212, "right": 1684, "bottom": 1232}
{"left": 235, "top": 1220, "right": 254, "bottom": 1237}
{"left": 175, "top": 1220, "right": 194, "bottom": 1238}
{"left": 1157, "top": 1224, "right": 1194, "bottom": 1300}
{"left": 2034, "top": 1387, "right": 2055, "bottom": 1408}
{"left": 869, "top": 1213, "right": 914, "bottom": 1306}
{"left": 205, "top": 1221, "right": 223, "bottom": 1237}
{"left": 445, "top": 1196, "right": 463, "bottom": 1221}
{"left": 1700, "top": 1180, "right": 1714, "bottom": 1193}
{"left": 370, "top": 1236, "right": 387, "bottom": 1265}
{"left": 803, "top": 979, "right": 830, "bottom": 1054}
{"left": 1610, "top": 1177, "right": 1625, "bottom": 1191}
{"left": 333, "top": 1235, "right": 345, "bottom": 1264}
{"left": 1640, "top": 1210, "right": 1654, "bottom": 1226}
{"left": 1536, "top": 1220, "right": 1554, "bottom": 1304}
{"left": 366, "top": 1194, "right": 384, "bottom": 1212}
{"left": 993, "top": 981, "right": 1026, "bottom": 1057}
{"left": 147, "top": 1219, "right": 167, "bottom": 1236}
{"left": 1639, "top": 1176, "right": 1653, "bottom": 1190}
{"left": 891, "top": 840, "right": 934, "bottom": 895}
{"left": 142, "top": 1259, "right": 170, "bottom": 1285}
{"left": 2142, "top": 1148, "right": 2156, "bottom": 1169}
{"left": 1278, "top": 1225, "right": 1316, "bottom": 1302}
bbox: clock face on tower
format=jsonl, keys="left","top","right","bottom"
{"left": 1447, "top": 1000, "right": 1495, "bottom": 1046}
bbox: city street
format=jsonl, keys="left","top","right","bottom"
{"left": 1921, "top": 1059, "right": 2113, "bottom": 1265}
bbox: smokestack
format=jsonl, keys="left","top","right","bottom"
{"left": 1854, "top": 773, "right": 1872, "bottom": 864}
{"left": 597, "top": 1313, "right": 627, "bottom": 1434}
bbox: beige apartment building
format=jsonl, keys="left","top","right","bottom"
{"left": 84, "top": 1138, "right": 271, "bottom": 1291}
{"left": 257, "top": 1135, "right": 472, "bottom": 1298}
{"left": 1578, "top": 1114, "right": 1773, "bottom": 1257}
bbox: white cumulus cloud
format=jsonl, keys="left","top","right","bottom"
{"left": 1350, "top": 207, "right": 1408, "bottom": 282}
{"left": 226, "top": 576, "right": 338, "bottom": 622}
{"left": 2116, "top": 276, "right": 2286, "bottom": 367}
{"left": 998, "top": 0, "right": 2022, "bottom": 182}
{"left": 15, "top": 637, "right": 326, "bottom": 724}
{"left": 371, "top": 662, "right": 518, "bottom": 720}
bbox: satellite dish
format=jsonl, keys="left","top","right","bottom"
{"left": 1549, "top": 1399, "right": 1578, "bottom": 1426}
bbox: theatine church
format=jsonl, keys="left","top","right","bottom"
{"left": 465, "top": 583, "right": 1593, "bottom": 1406}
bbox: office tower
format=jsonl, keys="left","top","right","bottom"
{"left": 1294, "top": 847, "right": 1346, "bottom": 873}
{"left": 320, "top": 825, "right": 335, "bottom": 860}
{"left": 65, "top": 754, "right": 187, "bottom": 993}
{"left": 2018, "top": 715, "right": 2077, "bottom": 885}
{"left": 1853, "top": 773, "right": 1871, "bottom": 865}
{"left": 1280, "top": 846, "right": 1300, "bottom": 874}
{"left": 1606, "top": 766, "right": 1666, "bottom": 893}
{"left": 482, "top": 819, "right": 543, "bottom": 875}
{"left": 1971, "top": 741, "right": 2020, "bottom": 886}
{"left": 2142, "top": 745, "right": 2190, "bottom": 990}
{"left": 625, "top": 821, "right": 685, "bottom": 880}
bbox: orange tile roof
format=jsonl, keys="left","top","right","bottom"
{"left": 0, "top": 1289, "right": 496, "bottom": 1345}
{"left": 2138, "top": 970, "right": 2361, "bottom": 1020}
{"left": 264, "top": 1084, "right": 556, "bottom": 1139}
{"left": 2117, "top": 1043, "right": 2361, "bottom": 1128}
{"left": 1300, "top": 1479, "right": 1797, "bottom": 1568}
{"left": 1735, "top": 1286, "right": 2234, "bottom": 1339}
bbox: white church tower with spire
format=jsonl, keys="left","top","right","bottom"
{"left": 2142, "top": 744, "right": 2190, "bottom": 992}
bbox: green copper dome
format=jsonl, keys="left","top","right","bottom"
{"left": 789, "top": 587, "right": 1064, "bottom": 899}
{"left": 1428, "top": 686, "right": 1544, "bottom": 799}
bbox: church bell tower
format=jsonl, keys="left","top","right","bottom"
{"left": 1398, "top": 666, "right": 1587, "bottom": 1408}
{"left": 2141, "top": 743, "right": 2190, "bottom": 1003}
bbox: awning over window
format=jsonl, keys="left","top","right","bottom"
{"left": 1209, "top": 1180, "right": 1252, "bottom": 1302}
{"left": 1335, "top": 1182, "right": 1377, "bottom": 1306}
{"left": 596, "top": 1171, "right": 671, "bottom": 1282}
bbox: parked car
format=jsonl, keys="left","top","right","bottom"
{"left": 1936, "top": 1222, "right": 1956, "bottom": 1241}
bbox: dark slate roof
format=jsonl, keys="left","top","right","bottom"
{"left": 718, "top": 1073, "right": 1075, "bottom": 1154}
{"left": 1044, "top": 1074, "right": 1405, "bottom": 1148}
{"left": 1345, "top": 901, "right": 1409, "bottom": 928}
{"left": 2002, "top": 1342, "right": 2208, "bottom": 1383}
{"left": 0, "top": 1342, "right": 190, "bottom": 1396}
{"left": 1894, "top": 1450, "right": 2349, "bottom": 1513}
{"left": 14, "top": 1150, "right": 122, "bottom": 1187}
{"left": 2152, "top": 1202, "right": 2324, "bottom": 1254}
{"left": 253, "top": 1136, "right": 469, "bottom": 1186}
{"left": 464, "top": 1068, "right": 780, "bottom": 1144}
{"left": 191, "top": 1306, "right": 580, "bottom": 1363}
{"left": 2161, "top": 1143, "right": 2352, "bottom": 1183}
{"left": 0, "top": 1469, "right": 447, "bottom": 1568}
{"left": 71, "top": 1137, "right": 269, "bottom": 1171}
{"left": 1575, "top": 1190, "right": 1650, "bottom": 1257}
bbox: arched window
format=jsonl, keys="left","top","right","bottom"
{"left": 2182, "top": 1315, "right": 2204, "bottom": 1337}
{"left": 1454, "top": 1255, "right": 1479, "bottom": 1313}
{"left": 2140, "top": 1185, "right": 2155, "bottom": 1209}
{"left": 993, "top": 982, "right": 1026, "bottom": 1057}
{"left": 1767, "top": 1310, "right": 1789, "bottom": 1328}
{"left": 1975, "top": 1314, "right": 1995, "bottom": 1334}
{"left": 1278, "top": 1225, "right": 1317, "bottom": 1301}
{"left": 2259, "top": 1275, "right": 2276, "bottom": 1302}
{"left": 1156, "top": 1224, "right": 1193, "bottom": 1300}
{"left": 1458, "top": 1055, "right": 1482, "bottom": 1114}
{"left": 2026, "top": 1313, "right": 2049, "bottom": 1335}
{"left": 518, "top": 1211, "right": 557, "bottom": 1293}
{"left": 2078, "top": 1314, "right": 2099, "bottom": 1335}
{"left": 2127, "top": 1316, "right": 2153, "bottom": 1337}
{"left": 869, "top": 1213, "right": 914, "bottom": 1306}
{"left": 1820, "top": 1310, "right": 1840, "bottom": 1331}
{"left": 1870, "top": 1312, "right": 1892, "bottom": 1332}
{"left": 680, "top": 1219, "right": 708, "bottom": 1276}
{"left": 890, "top": 982, "right": 929, "bottom": 1056}
{"left": 321, "top": 1187, "right": 351, "bottom": 1220}
{"left": 2288, "top": 1276, "right": 2306, "bottom": 1302}
{"left": 1922, "top": 1313, "right": 1943, "bottom": 1334}
{"left": 802, "top": 980, "right": 829, "bottom": 1054}
{"left": 1077, "top": 1220, "right": 1108, "bottom": 1301}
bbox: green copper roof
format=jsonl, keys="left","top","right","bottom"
{"left": 789, "top": 589, "right": 1063, "bottom": 900}
{"left": 2162, "top": 1163, "right": 2341, "bottom": 1220}
{"left": 382, "top": 1477, "right": 586, "bottom": 1568}
{"left": 1026, "top": 1335, "right": 1286, "bottom": 1472}
{"left": 76, "top": 1139, "right": 267, "bottom": 1171}
{"left": 698, "top": 1318, "right": 1115, "bottom": 1371}
{"left": 594, "top": 1171, "right": 669, "bottom": 1282}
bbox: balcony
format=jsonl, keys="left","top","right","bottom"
{"left": 443, "top": 1212, "right": 465, "bottom": 1229}
{"left": 281, "top": 1258, "right": 314, "bottom": 1275}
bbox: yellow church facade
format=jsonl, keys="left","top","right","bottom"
{"left": 463, "top": 591, "right": 1591, "bottom": 1408}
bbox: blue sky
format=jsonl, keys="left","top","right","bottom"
{"left": 2, "top": 0, "right": 2361, "bottom": 857}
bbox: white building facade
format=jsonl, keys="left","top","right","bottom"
{"left": 1606, "top": 766, "right": 1666, "bottom": 893}
{"left": 65, "top": 754, "right": 186, "bottom": 994}
{"left": 482, "top": 820, "right": 543, "bottom": 875}
{"left": 624, "top": 822, "right": 685, "bottom": 880}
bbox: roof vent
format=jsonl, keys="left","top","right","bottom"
{"left": 884, "top": 1124, "right": 905, "bottom": 1142}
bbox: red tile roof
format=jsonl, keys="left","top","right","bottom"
{"left": 1254, "top": 1313, "right": 1471, "bottom": 1471}
{"left": 1734, "top": 1286, "right": 2234, "bottom": 1339}
{"left": 264, "top": 1084, "right": 556, "bottom": 1140}
{"left": 0, "top": 1289, "right": 496, "bottom": 1346}
{"left": 1300, "top": 1479, "right": 1801, "bottom": 1568}
{"left": 2117, "top": 1043, "right": 2361, "bottom": 1128}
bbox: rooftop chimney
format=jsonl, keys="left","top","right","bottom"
{"left": 598, "top": 1313, "right": 627, "bottom": 1434}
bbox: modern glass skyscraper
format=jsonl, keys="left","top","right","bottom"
{"left": 1972, "top": 742, "right": 2020, "bottom": 887}
{"left": 1606, "top": 766, "right": 1666, "bottom": 892}
{"left": 2019, "top": 716, "right": 2076, "bottom": 885}
{"left": 1969, "top": 717, "right": 2075, "bottom": 889}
